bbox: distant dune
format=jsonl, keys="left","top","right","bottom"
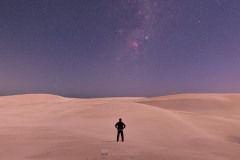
{"left": 0, "top": 93, "right": 240, "bottom": 160}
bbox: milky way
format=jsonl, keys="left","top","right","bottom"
{"left": 115, "top": 0, "right": 160, "bottom": 60}
{"left": 127, "top": 0, "right": 158, "bottom": 52}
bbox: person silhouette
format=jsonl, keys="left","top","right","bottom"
{"left": 115, "top": 118, "right": 126, "bottom": 142}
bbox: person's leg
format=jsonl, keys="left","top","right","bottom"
{"left": 121, "top": 131, "right": 124, "bottom": 142}
{"left": 117, "top": 131, "right": 120, "bottom": 142}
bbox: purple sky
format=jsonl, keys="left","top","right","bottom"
{"left": 0, "top": 0, "right": 240, "bottom": 97}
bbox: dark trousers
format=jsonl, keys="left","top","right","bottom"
{"left": 117, "top": 130, "right": 124, "bottom": 142}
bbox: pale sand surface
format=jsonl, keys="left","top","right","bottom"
{"left": 0, "top": 93, "right": 240, "bottom": 160}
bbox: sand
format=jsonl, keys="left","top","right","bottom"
{"left": 0, "top": 93, "right": 240, "bottom": 160}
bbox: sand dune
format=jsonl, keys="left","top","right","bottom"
{"left": 0, "top": 94, "right": 240, "bottom": 160}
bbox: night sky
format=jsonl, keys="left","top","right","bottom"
{"left": 1, "top": 0, "right": 240, "bottom": 97}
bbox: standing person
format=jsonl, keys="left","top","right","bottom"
{"left": 115, "top": 118, "right": 126, "bottom": 142}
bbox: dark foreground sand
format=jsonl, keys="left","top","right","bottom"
{"left": 0, "top": 93, "right": 240, "bottom": 160}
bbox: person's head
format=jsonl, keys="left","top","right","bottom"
{"left": 119, "top": 118, "right": 122, "bottom": 122}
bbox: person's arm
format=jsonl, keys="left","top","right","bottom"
{"left": 115, "top": 123, "right": 118, "bottom": 129}
{"left": 123, "top": 123, "right": 126, "bottom": 129}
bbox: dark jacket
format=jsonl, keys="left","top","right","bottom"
{"left": 115, "top": 122, "right": 126, "bottom": 130}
